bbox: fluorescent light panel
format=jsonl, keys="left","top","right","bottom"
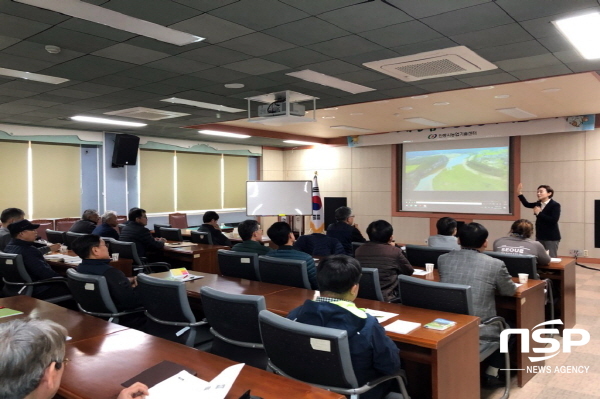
{"left": 161, "top": 98, "right": 245, "bottom": 113}
{"left": 330, "top": 125, "right": 374, "bottom": 133}
{"left": 283, "top": 140, "right": 323, "bottom": 146}
{"left": 71, "top": 115, "right": 147, "bottom": 127}
{"left": 286, "top": 70, "right": 375, "bottom": 94}
{"left": 404, "top": 117, "right": 446, "bottom": 127}
{"left": 553, "top": 13, "right": 600, "bottom": 59}
{"left": 15, "top": 0, "right": 204, "bottom": 46}
{"left": 0, "top": 67, "right": 69, "bottom": 84}
{"left": 496, "top": 107, "right": 537, "bottom": 119}
{"left": 198, "top": 130, "right": 250, "bottom": 139}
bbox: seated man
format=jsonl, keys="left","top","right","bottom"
{"left": 92, "top": 210, "right": 120, "bottom": 240}
{"left": 119, "top": 208, "right": 166, "bottom": 258}
{"left": 231, "top": 219, "right": 272, "bottom": 255}
{"left": 0, "top": 207, "right": 59, "bottom": 254}
{"left": 69, "top": 209, "right": 100, "bottom": 234}
{"left": 288, "top": 255, "right": 401, "bottom": 399}
{"left": 355, "top": 220, "right": 414, "bottom": 301}
{"left": 427, "top": 217, "right": 460, "bottom": 250}
{"left": 326, "top": 206, "right": 366, "bottom": 256}
{"left": 0, "top": 318, "right": 148, "bottom": 399}
{"left": 72, "top": 234, "right": 141, "bottom": 312}
{"left": 294, "top": 232, "right": 344, "bottom": 257}
{"left": 266, "top": 221, "right": 318, "bottom": 290}
{"left": 493, "top": 219, "right": 551, "bottom": 266}
{"left": 198, "top": 211, "right": 232, "bottom": 246}
{"left": 437, "top": 222, "right": 517, "bottom": 385}
{"left": 4, "top": 220, "right": 70, "bottom": 300}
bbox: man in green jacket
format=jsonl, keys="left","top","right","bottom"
{"left": 231, "top": 219, "right": 272, "bottom": 255}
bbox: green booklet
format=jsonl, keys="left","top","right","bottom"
{"left": 0, "top": 307, "right": 24, "bottom": 319}
{"left": 424, "top": 318, "right": 456, "bottom": 331}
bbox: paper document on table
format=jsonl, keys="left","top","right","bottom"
{"left": 365, "top": 309, "right": 398, "bottom": 323}
{"left": 550, "top": 258, "right": 562, "bottom": 263}
{"left": 384, "top": 320, "right": 421, "bottom": 335}
{"left": 515, "top": 283, "right": 522, "bottom": 288}
{"left": 165, "top": 242, "right": 196, "bottom": 247}
{"left": 412, "top": 269, "right": 429, "bottom": 276}
{"left": 148, "top": 363, "right": 244, "bottom": 399}
{"left": 63, "top": 255, "right": 82, "bottom": 264}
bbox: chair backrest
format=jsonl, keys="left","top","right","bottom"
{"left": 66, "top": 269, "right": 118, "bottom": 314}
{"left": 0, "top": 253, "right": 33, "bottom": 296}
{"left": 46, "top": 229, "right": 66, "bottom": 244}
{"left": 357, "top": 268, "right": 384, "bottom": 302}
{"left": 201, "top": 286, "right": 266, "bottom": 345}
{"left": 259, "top": 310, "right": 358, "bottom": 389}
{"left": 399, "top": 275, "right": 473, "bottom": 315}
{"left": 160, "top": 227, "right": 183, "bottom": 242}
{"left": 65, "top": 231, "right": 86, "bottom": 249}
{"left": 31, "top": 219, "right": 54, "bottom": 240}
{"left": 109, "top": 240, "right": 143, "bottom": 264}
{"left": 257, "top": 256, "right": 311, "bottom": 289}
{"left": 136, "top": 273, "right": 195, "bottom": 323}
{"left": 217, "top": 250, "right": 259, "bottom": 281}
{"left": 153, "top": 224, "right": 172, "bottom": 238}
{"left": 484, "top": 252, "right": 539, "bottom": 280}
{"left": 169, "top": 213, "right": 188, "bottom": 229}
{"left": 191, "top": 230, "right": 213, "bottom": 245}
{"left": 55, "top": 218, "right": 79, "bottom": 232}
{"left": 404, "top": 244, "right": 451, "bottom": 267}
{"left": 351, "top": 242, "right": 365, "bottom": 257}
{"left": 117, "top": 224, "right": 127, "bottom": 234}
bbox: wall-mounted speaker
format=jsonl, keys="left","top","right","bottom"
{"left": 112, "top": 134, "right": 140, "bottom": 167}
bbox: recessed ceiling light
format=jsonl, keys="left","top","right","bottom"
{"left": 524, "top": 79, "right": 546, "bottom": 84}
{"left": 324, "top": 107, "right": 339, "bottom": 111}
{"left": 15, "top": 0, "right": 204, "bottom": 46}
{"left": 411, "top": 95, "right": 428, "bottom": 99}
{"left": 350, "top": 112, "right": 364, "bottom": 116}
{"left": 286, "top": 70, "right": 375, "bottom": 94}
{"left": 0, "top": 67, "right": 69, "bottom": 84}
{"left": 542, "top": 88, "right": 561, "bottom": 93}
{"left": 161, "top": 98, "right": 244, "bottom": 113}
{"left": 494, "top": 94, "right": 510, "bottom": 99}
{"left": 496, "top": 107, "right": 537, "bottom": 119}
{"left": 553, "top": 12, "right": 600, "bottom": 59}
{"left": 404, "top": 117, "right": 445, "bottom": 127}
{"left": 224, "top": 83, "right": 244, "bottom": 89}
{"left": 474, "top": 86, "right": 495, "bottom": 90}
{"left": 398, "top": 106, "right": 413, "bottom": 111}
{"left": 434, "top": 102, "right": 450, "bottom": 106}
{"left": 70, "top": 116, "right": 147, "bottom": 127}
{"left": 283, "top": 140, "right": 323, "bottom": 146}
{"left": 198, "top": 130, "right": 250, "bottom": 138}
{"left": 321, "top": 116, "right": 336, "bottom": 119}
{"left": 330, "top": 125, "right": 374, "bottom": 133}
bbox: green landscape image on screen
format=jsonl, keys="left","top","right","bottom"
{"left": 405, "top": 147, "right": 508, "bottom": 191}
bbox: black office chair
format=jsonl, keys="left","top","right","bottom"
{"left": 259, "top": 310, "right": 410, "bottom": 399}
{"left": 46, "top": 229, "right": 66, "bottom": 244}
{"left": 0, "top": 253, "right": 72, "bottom": 303}
{"left": 357, "top": 268, "right": 384, "bottom": 302}
{"left": 117, "top": 223, "right": 127, "bottom": 234}
{"left": 65, "top": 231, "right": 86, "bottom": 249}
{"left": 153, "top": 224, "right": 172, "bottom": 238}
{"left": 159, "top": 227, "right": 183, "bottom": 242}
{"left": 108, "top": 240, "right": 170, "bottom": 274}
{"left": 217, "top": 250, "right": 260, "bottom": 281}
{"left": 191, "top": 229, "right": 213, "bottom": 245}
{"left": 201, "top": 286, "right": 268, "bottom": 369}
{"left": 398, "top": 275, "right": 510, "bottom": 399}
{"left": 66, "top": 269, "right": 144, "bottom": 324}
{"left": 404, "top": 244, "right": 450, "bottom": 268}
{"left": 258, "top": 256, "right": 311, "bottom": 289}
{"left": 136, "top": 273, "right": 211, "bottom": 348}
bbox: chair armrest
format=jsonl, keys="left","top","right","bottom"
{"left": 144, "top": 262, "right": 170, "bottom": 273}
{"left": 28, "top": 277, "right": 68, "bottom": 285}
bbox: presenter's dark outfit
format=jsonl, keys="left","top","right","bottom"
{"left": 518, "top": 195, "right": 561, "bottom": 257}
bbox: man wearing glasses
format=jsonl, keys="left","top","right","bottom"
{"left": 326, "top": 206, "right": 366, "bottom": 256}
{"left": 231, "top": 219, "right": 272, "bottom": 255}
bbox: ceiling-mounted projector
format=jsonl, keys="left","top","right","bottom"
{"left": 258, "top": 101, "right": 305, "bottom": 117}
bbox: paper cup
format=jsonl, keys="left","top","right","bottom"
{"left": 425, "top": 263, "right": 434, "bottom": 273}
{"left": 518, "top": 273, "right": 529, "bottom": 284}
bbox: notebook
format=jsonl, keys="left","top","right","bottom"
{"left": 0, "top": 307, "right": 24, "bottom": 319}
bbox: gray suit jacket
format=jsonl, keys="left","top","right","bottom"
{"left": 438, "top": 249, "right": 517, "bottom": 339}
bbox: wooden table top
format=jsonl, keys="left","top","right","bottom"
{"left": 538, "top": 257, "right": 575, "bottom": 270}
{"left": 162, "top": 242, "right": 229, "bottom": 254}
{"left": 62, "top": 329, "right": 344, "bottom": 399}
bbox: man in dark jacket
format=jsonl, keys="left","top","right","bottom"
{"left": 197, "top": 211, "right": 232, "bottom": 246}
{"left": 72, "top": 234, "right": 141, "bottom": 312}
{"left": 119, "top": 208, "right": 165, "bottom": 258}
{"left": 69, "top": 209, "right": 100, "bottom": 234}
{"left": 326, "top": 206, "right": 366, "bottom": 256}
{"left": 92, "top": 210, "right": 120, "bottom": 240}
{"left": 4, "top": 220, "right": 70, "bottom": 299}
{"left": 231, "top": 219, "right": 271, "bottom": 255}
{"left": 294, "top": 232, "right": 344, "bottom": 257}
{"left": 288, "top": 255, "right": 401, "bottom": 399}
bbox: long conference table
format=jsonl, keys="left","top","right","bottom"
{"left": 0, "top": 295, "right": 344, "bottom": 399}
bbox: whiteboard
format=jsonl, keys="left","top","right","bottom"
{"left": 247, "top": 181, "right": 312, "bottom": 216}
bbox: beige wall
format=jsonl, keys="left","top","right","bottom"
{"left": 261, "top": 128, "right": 600, "bottom": 257}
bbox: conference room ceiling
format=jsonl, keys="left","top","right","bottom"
{"left": 1, "top": 0, "right": 600, "bottom": 148}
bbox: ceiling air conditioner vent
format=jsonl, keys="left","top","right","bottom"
{"left": 104, "top": 107, "right": 190, "bottom": 121}
{"left": 363, "top": 46, "right": 497, "bottom": 82}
